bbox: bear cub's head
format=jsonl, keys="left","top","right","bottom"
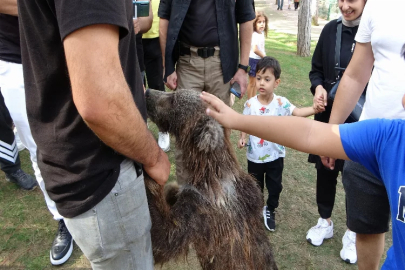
{"left": 145, "top": 89, "right": 224, "bottom": 153}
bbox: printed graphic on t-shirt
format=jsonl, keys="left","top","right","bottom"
{"left": 397, "top": 186, "right": 405, "bottom": 223}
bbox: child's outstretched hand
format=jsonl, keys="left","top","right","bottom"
{"left": 238, "top": 138, "right": 246, "bottom": 149}
{"left": 200, "top": 91, "right": 240, "bottom": 129}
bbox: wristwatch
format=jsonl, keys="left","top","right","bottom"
{"left": 238, "top": 64, "right": 251, "bottom": 73}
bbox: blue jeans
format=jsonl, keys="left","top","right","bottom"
{"left": 64, "top": 159, "right": 153, "bottom": 270}
{"left": 277, "top": 0, "right": 284, "bottom": 9}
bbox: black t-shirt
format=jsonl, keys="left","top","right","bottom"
{"left": 0, "top": 14, "right": 21, "bottom": 64}
{"left": 17, "top": 0, "right": 146, "bottom": 218}
{"left": 178, "top": 0, "right": 219, "bottom": 47}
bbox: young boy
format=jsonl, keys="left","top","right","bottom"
{"left": 200, "top": 89, "right": 405, "bottom": 269}
{"left": 240, "top": 57, "right": 319, "bottom": 231}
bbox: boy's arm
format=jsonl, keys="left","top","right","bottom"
{"left": 201, "top": 92, "right": 349, "bottom": 160}
{"left": 292, "top": 106, "right": 317, "bottom": 117}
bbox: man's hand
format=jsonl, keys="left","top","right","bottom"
{"left": 200, "top": 91, "right": 240, "bottom": 129}
{"left": 165, "top": 71, "right": 177, "bottom": 90}
{"left": 231, "top": 69, "right": 248, "bottom": 97}
{"left": 313, "top": 85, "right": 327, "bottom": 112}
{"left": 321, "top": 156, "right": 336, "bottom": 170}
{"left": 133, "top": 18, "right": 140, "bottom": 34}
{"left": 143, "top": 149, "right": 170, "bottom": 186}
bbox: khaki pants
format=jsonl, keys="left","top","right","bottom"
{"left": 175, "top": 47, "right": 231, "bottom": 185}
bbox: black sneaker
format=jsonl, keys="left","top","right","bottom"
{"left": 5, "top": 169, "right": 37, "bottom": 190}
{"left": 50, "top": 220, "right": 73, "bottom": 265}
{"left": 263, "top": 206, "right": 276, "bottom": 231}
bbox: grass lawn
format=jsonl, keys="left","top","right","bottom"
{"left": 0, "top": 31, "right": 392, "bottom": 269}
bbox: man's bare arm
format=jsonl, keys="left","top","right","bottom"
{"left": 329, "top": 42, "right": 374, "bottom": 124}
{"left": 231, "top": 20, "right": 254, "bottom": 97}
{"left": 159, "top": 18, "right": 169, "bottom": 67}
{"left": 201, "top": 91, "right": 349, "bottom": 161}
{"left": 0, "top": 0, "right": 18, "bottom": 16}
{"left": 239, "top": 20, "right": 253, "bottom": 66}
{"left": 63, "top": 24, "right": 169, "bottom": 184}
{"left": 137, "top": 0, "right": 153, "bottom": 34}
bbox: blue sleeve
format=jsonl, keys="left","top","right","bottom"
{"left": 339, "top": 119, "right": 385, "bottom": 180}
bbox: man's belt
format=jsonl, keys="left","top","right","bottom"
{"left": 179, "top": 45, "right": 216, "bottom": 59}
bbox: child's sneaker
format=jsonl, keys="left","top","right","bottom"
{"left": 340, "top": 230, "right": 357, "bottom": 264}
{"left": 263, "top": 206, "right": 276, "bottom": 231}
{"left": 306, "top": 218, "right": 333, "bottom": 246}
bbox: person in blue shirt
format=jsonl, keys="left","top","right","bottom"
{"left": 200, "top": 81, "right": 405, "bottom": 269}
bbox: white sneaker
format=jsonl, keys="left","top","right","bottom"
{"left": 340, "top": 230, "right": 357, "bottom": 264}
{"left": 158, "top": 132, "right": 170, "bottom": 152}
{"left": 14, "top": 128, "right": 26, "bottom": 152}
{"left": 306, "top": 218, "right": 333, "bottom": 246}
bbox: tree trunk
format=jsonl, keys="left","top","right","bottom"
{"left": 297, "top": 0, "right": 311, "bottom": 57}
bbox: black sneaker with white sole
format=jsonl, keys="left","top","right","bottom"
{"left": 5, "top": 169, "right": 37, "bottom": 190}
{"left": 263, "top": 206, "right": 276, "bottom": 231}
{"left": 50, "top": 220, "right": 73, "bottom": 265}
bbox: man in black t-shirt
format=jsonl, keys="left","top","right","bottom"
{"left": 17, "top": 0, "right": 170, "bottom": 268}
{"left": 0, "top": 5, "right": 75, "bottom": 266}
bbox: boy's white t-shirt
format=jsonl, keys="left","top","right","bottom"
{"left": 355, "top": 0, "right": 405, "bottom": 121}
{"left": 249, "top": 31, "right": 266, "bottom": 59}
{"left": 243, "top": 94, "right": 296, "bottom": 163}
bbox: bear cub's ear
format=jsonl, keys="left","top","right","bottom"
{"left": 194, "top": 117, "right": 224, "bottom": 153}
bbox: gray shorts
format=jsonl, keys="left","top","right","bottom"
{"left": 343, "top": 160, "right": 390, "bottom": 234}
{"left": 64, "top": 159, "right": 153, "bottom": 270}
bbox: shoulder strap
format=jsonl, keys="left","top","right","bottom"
{"left": 335, "top": 17, "right": 343, "bottom": 79}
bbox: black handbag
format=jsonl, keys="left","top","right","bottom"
{"left": 327, "top": 17, "right": 367, "bottom": 123}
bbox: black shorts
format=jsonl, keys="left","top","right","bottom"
{"left": 342, "top": 160, "right": 390, "bottom": 234}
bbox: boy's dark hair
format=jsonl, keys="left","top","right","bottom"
{"left": 255, "top": 56, "right": 281, "bottom": 79}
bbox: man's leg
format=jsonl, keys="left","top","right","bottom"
{"left": 204, "top": 50, "right": 231, "bottom": 106}
{"left": 64, "top": 159, "right": 153, "bottom": 270}
{"left": 356, "top": 234, "right": 385, "bottom": 270}
{"left": 343, "top": 160, "right": 390, "bottom": 269}
{"left": 175, "top": 53, "right": 205, "bottom": 185}
{"left": 0, "top": 60, "right": 72, "bottom": 265}
{"left": 0, "top": 88, "right": 36, "bottom": 190}
{"left": 143, "top": 37, "right": 165, "bottom": 92}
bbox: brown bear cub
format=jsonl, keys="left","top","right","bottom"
{"left": 145, "top": 89, "right": 277, "bottom": 270}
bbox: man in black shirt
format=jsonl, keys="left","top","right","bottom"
{"left": 17, "top": 0, "right": 170, "bottom": 268}
{"left": 159, "top": 0, "right": 255, "bottom": 97}
{"left": 159, "top": 0, "right": 255, "bottom": 184}
{"left": 0, "top": 5, "right": 74, "bottom": 266}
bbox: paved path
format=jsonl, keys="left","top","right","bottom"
{"left": 255, "top": 0, "right": 328, "bottom": 40}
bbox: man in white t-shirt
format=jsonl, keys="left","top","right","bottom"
{"left": 324, "top": 0, "right": 405, "bottom": 269}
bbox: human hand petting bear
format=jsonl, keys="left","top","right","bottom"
{"left": 200, "top": 91, "right": 241, "bottom": 129}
